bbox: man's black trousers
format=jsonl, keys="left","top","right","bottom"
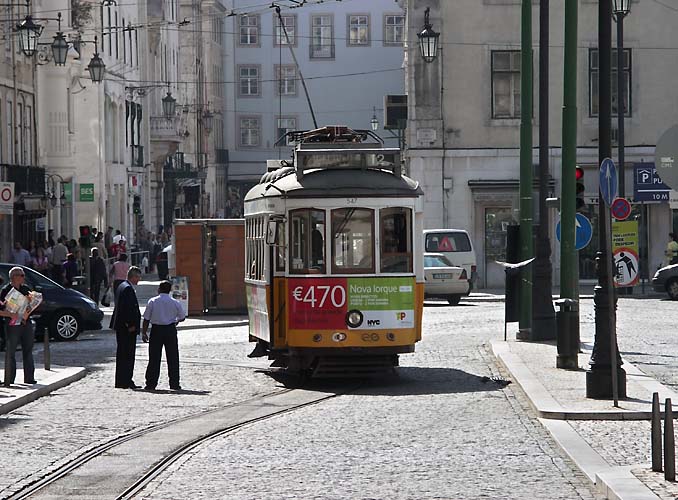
{"left": 145, "top": 324, "right": 179, "bottom": 389}
{"left": 115, "top": 329, "right": 137, "bottom": 387}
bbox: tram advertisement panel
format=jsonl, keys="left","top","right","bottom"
{"left": 288, "top": 277, "right": 415, "bottom": 330}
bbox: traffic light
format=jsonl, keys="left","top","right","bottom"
{"left": 576, "top": 166, "right": 586, "bottom": 212}
{"left": 79, "top": 225, "right": 92, "bottom": 248}
{"left": 132, "top": 195, "right": 141, "bottom": 215}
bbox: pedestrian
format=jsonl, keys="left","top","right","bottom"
{"left": 10, "top": 242, "right": 31, "bottom": 267}
{"left": 94, "top": 232, "right": 108, "bottom": 261}
{"left": 665, "top": 233, "right": 678, "bottom": 266}
{"left": 141, "top": 280, "right": 186, "bottom": 391}
{"left": 63, "top": 253, "right": 78, "bottom": 287}
{"left": 27, "top": 240, "right": 37, "bottom": 258}
{"left": 90, "top": 248, "right": 108, "bottom": 304}
{"left": 50, "top": 236, "right": 68, "bottom": 283}
{"left": 104, "top": 226, "right": 114, "bottom": 256}
{"left": 0, "top": 267, "right": 38, "bottom": 386}
{"left": 109, "top": 266, "right": 142, "bottom": 389}
{"left": 109, "top": 253, "right": 131, "bottom": 297}
{"left": 31, "top": 247, "right": 50, "bottom": 274}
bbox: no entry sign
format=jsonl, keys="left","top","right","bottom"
{"left": 611, "top": 197, "right": 632, "bottom": 221}
{"left": 0, "top": 182, "right": 14, "bottom": 215}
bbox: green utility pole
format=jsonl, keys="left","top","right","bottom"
{"left": 519, "top": 0, "right": 534, "bottom": 337}
{"left": 560, "top": 0, "right": 578, "bottom": 299}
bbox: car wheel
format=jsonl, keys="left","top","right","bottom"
{"left": 667, "top": 279, "right": 678, "bottom": 300}
{"left": 447, "top": 295, "right": 461, "bottom": 306}
{"left": 49, "top": 310, "right": 81, "bottom": 341}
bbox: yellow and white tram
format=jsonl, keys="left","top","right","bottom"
{"left": 244, "top": 126, "right": 424, "bottom": 376}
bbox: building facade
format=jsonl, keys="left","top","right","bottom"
{"left": 221, "top": 0, "right": 406, "bottom": 217}
{"left": 406, "top": 0, "right": 673, "bottom": 288}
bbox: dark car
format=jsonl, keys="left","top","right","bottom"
{"left": 652, "top": 264, "right": 678, "bottom": 300}
{"left": 0, "top": 264, "right": 104, "bottom": 341}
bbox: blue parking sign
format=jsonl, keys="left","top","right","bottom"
{"left": 633, "top": 163, "right": 670, "bottom": 202}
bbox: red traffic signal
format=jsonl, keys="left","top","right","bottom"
{"left": 575, "top": 166, "right": 584, "bottom": 180}
{"left": 79, "top": 225, "right": 91, "bottom": 237}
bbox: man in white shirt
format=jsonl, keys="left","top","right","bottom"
{"left": 141, "top": 280, "right": 186, "bottom": 391}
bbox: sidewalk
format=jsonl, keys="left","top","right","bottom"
{"left": 492, "top": 338, "right": 678, "bottom": 500}
{"left": 0, "top": 365, "right": 86, "bottom": 416}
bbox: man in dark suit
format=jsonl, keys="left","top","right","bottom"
{"left": 110, "top": 266, "right": 142, "bottom": 389}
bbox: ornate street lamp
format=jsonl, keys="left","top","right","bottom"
{"left": 17, "top": 15, "right": 43, "bottom": 57}
{"left": 51, "top": 31, "right": 69, "bottom": 66}
{"left": 612, "top": 0, "right": 631, "bottom": 17}
{"left": 162, "top": 91, "right": 177, "bottom": 119}
{"left": 417, "top": 7, "right": 439, "bottom": 63}
{"left": 87, "top": 37, "right": 105, "bottom": 83}
{"left": 203, "top": 110, "right": 213, "bottom": 134}
{"left": 370, "top": 106, "right": 379, "bottom": 131}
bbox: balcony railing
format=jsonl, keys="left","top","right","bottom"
{"left": 309, "top": 43, "right": 335, "bottom": 59}
{"left": 131, "top": 145, "right": 144, "bottom": 167}
{"left": 150, "top": 116, "right": 183, "bottom": 142}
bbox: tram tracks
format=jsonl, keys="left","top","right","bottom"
{"left": 6, "top": 382, "right": 360, "bottom": 499}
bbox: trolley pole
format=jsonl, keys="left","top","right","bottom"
{"left": 518, "top": 0, "right": 534, "bottom": 339}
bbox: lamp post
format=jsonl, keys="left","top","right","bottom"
{"left": 162, "top": 91, "right": 177, "bottom": 120}
{"left": 371, "top": 107, "right": 379, "bottom": 131}
{"left": 417, "top": 8, "right": 439, "bottom": 63}
{"left": 613, "top": 0, "right": 630, "bottom": 198}
{"left": 587, "top": 0, "right": 627, "bottom": 400}
{"left": 87, "top": 36, "right": 105, "bottom": 83}
{"left": 16, "top": 14, "right": 43, "bottom": 56}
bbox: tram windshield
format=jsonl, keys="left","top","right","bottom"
{"left": 332, "top": 208, "right": 375, "bottom": 273}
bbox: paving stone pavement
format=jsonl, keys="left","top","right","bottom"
{"left": 137, "top": 303, "right": 603, "bottom": 500}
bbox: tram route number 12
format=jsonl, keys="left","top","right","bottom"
{"left": 292, "top": 285, "right": 346, "bottom": 309}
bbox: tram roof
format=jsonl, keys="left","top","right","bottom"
{"left": 245, "top": 166, "right": 423, "bottom": 201}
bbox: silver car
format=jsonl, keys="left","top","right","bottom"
{"left": 652, "top": 264, "right": 678, "bottom": 299}
{"left": 424, "top": 253, "right": 470, "bottom": 305}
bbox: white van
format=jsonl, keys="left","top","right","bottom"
{"left": 423, "top": 229, "right": 478, "bottom": 290}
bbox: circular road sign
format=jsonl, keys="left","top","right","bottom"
{"left": 613, "top": 247, "right": 639, "bottom": 287}
{"left": 0, "top": 186, "right": 12, "bottom": 203}
{"left": 655, "top": 124, "right": 678, "bottom": 189}
{"left": 555, "top": 213, "right": 593, "bottom": 251}
{"left": 611, "top": 197, "right": 632, "bottom": 221}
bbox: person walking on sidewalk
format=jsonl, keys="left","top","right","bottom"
{"left": 109, "top": 253, "right": 130, "bottom": 298}
{"left": 0, "top": 267, "right": 37, "bottom": 386}
{"left": 665, "top": 232, "right": 678, "bottom": 266}
{"left": 109, "top": 266, "right": 142, "bottom": 389}
{"left": 142, "top": 281, "right": 186, "bottom": 391}
{"left": 90, "top": 248, "right": 108, "bottom": 305}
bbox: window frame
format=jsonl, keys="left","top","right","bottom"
{"left": 383, "top": 13, "right": 405, "bottom": 46}
{"left": 588, "top": 47, "right": 632, "bottom": 118}
{"left": 276, "top": 116, "right": 297, "bottom": 145}
{"left": 238, "top": 115, "right": 261, "bottom": 148}
{"left": 379, "top": 207, "right": 413, "bottom": 274}
{"left": 289, "top": 208, "right": 326, "bottom": 275}
{"left": 347, "top": 14, "right": 370, "bottom": 47}
{"left": 331, "top": 207, "right": 375, "bottom": 275}
{"left": 275, "top": 64, "right": 297, "bottom": 96}
{"left": 310, "top": 14, "right": 334, "bottom": 59}
{"left": 237, "top": 64, "right": 261, "bottom": 98}
{"left": 274, "top": 14, "right": 297, "bottom": 47}
{"left": 238, "top": 14, "right": 260, "bottom": 47}
{"left": 491, "top": 50, "right": 522, "bottom": 119}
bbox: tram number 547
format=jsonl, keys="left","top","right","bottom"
{"left": 292, "top": 285, "right": 346, "bottom": 308}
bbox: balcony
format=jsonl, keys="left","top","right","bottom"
{"left": 131, "top": 145, "right": 144, "bottom": 168}
{"left": 309, "top": 43, "right": 335, "bottom": 59}
{"left": 150, "top": 116, "right": 183, "bottom": 143}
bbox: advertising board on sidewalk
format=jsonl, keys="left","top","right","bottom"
{"left": 170, "top": 276, "right": 189, "bottom": 316}
{"left": 612, "top": 220, "right": 639, "bottom": 287}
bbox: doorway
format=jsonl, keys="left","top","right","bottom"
{"left": 485, "top": 207, "right": 518, "bottom": 288}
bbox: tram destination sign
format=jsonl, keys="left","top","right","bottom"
{"left": 295, "top": 148, "right": 400, "bottom": 176}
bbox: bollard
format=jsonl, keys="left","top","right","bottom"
{"left": 652, "top": 392, "right": 662, "bottom": 472}
{"left": 555, "top": 298, "right": 579, "bottom": 370}
{"left": 3, "top": 344, "right": 10, "bottom": 387}
{"left": 665, "top": 398, "right": 675, "bottom": 481}
{"left": 43, "top": 326, "right": 51, "bottom": 371}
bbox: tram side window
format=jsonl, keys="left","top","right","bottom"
{"left": 332, "top": 208, "right": 375, "bottom": 273}
{"left": 290, "top": 209, "right": 326, "bottom": 274}
{"left": 275, "top": 222, "right": 286, "bottom": 272}
{"left": 246, "top": 216, "right": 266, "bottom": 280}
{"left": 380, "top": 207, "right": 412, "bottom": 273}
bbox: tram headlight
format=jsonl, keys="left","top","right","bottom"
{"left": 332, "top": 332, "right": 347, "bottom": 342}
{"left": 345, "top": 309, "right": 364, "bottom": 328}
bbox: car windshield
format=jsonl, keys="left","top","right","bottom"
{"left": 24, "top": 267, "right": 62, "bottom": 290}
{"left": 424, "top": 255, "right": 453, "bottom": 268}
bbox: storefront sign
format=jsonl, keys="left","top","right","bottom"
{"left": 612, "top": 220, "right": 639, "bottom": 287}
{"left": 63, "top": 182, "right": 72, "bottom": 203}
{"left": 79, "top": 183, "right": 94, "bottom": 202}
{"left": 288, "top": 277, "right": 415, "bottom": 330}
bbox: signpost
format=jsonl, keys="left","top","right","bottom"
{"left": 612, "top": 220, "right": 640, "bottom": 287}
{"left": 634, "top": 164, "right": 670, "bottom": 202}
{"left": 555, "top": 213, "right": 593, "bottom": 251}
{"left": 0, "top": 182, "right": 15, "bottom": 215}
{"left": 600, "top": 158, "right": 618, "bottom": 206}
{"left": 610, "top": 197, "right": 632, "bottom": 221}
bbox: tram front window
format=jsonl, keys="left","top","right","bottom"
{"left": 332, "top": 208, "right": 374, "bottom": 273}
{"left": 380, "top": 207, "right": 412, "bottom": 273}
{"left": 290, "top": 209, "right": 326, "bottom": 274}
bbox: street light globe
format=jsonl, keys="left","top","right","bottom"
{"left": 162, "top": 91, "right": 177, "bottom": 119}
{"left": 87, "top": 52, "right": 106, "bottom": 83}
{"left": 17, "top": 15, "right": 44, "bottom": 57}
{"left": 51, "top": 32, "right": 69, "bottom": 66}
{"left": 370, "top": 107, "right": 379, "bottom": 131}
{"left": 417, "top": 8, "right": 439, "bottom": 63}
{"left": 613, "top": 0, "right": 631, "bottom": 17}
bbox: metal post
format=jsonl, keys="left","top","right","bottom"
{"left": 587, "top": 0, "right": 627, "bottom": 400}
{"left": 518, "top": 0, "right": 533, "bottom": 339}
{"left": 43, "top": 326, "right": 50, "bottom": 371}
{"left": 665, "top": 398, "right": 675, "bottom": 481}
{"left": 4, "top": 343, "right": 10, "bottom": 386}
{"left": 652, "top": 392, "right": 662, "bottom": 472}
{"left": 532, "top": 0, "right": 556, "bottom": 340}
{"left": 560, "top": 0, "right": 578, "bottom": 301}
{"left": 616, "top": 16, "right": 626, "bottom": 198}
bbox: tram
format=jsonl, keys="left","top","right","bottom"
{"left": 244, "top": 126, "right": 424, "bottom": 377}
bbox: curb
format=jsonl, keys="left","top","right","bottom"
{"left": 96, "top": 320, "right": 249, "bottom": 336}
{"left": 0, "top": 366, "right": 86, "bottom": 416}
